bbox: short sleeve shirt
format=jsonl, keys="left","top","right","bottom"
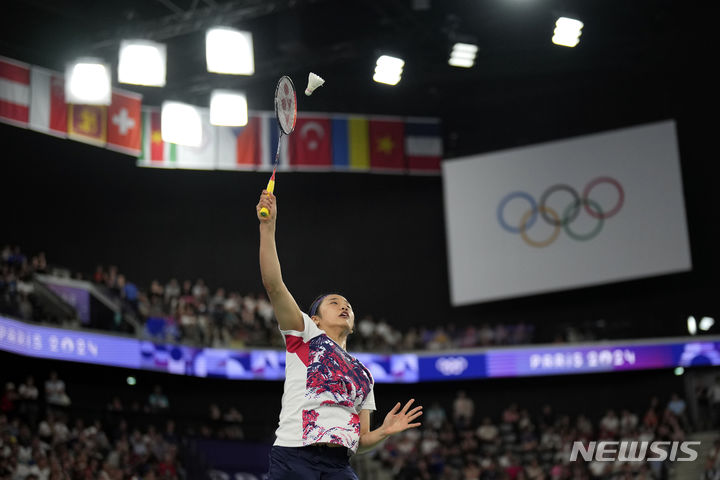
{"left": 274, "top": 313, "right": 376, "bottom": 453}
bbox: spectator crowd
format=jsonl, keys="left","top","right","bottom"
{"left": 372, "top": 390, "right": 695, "bottom": 480}
{"left": 1, "top": 245, "right": 535, "bottom": 353}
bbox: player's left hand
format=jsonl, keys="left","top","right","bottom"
{"left": 380, "top": 399, "right": 423, "bottom": 436}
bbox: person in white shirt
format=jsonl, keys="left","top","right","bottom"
{"left": 257, "top": 190, "right": 423, "bottom": 479}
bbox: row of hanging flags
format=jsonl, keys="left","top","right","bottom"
{"left": 0, "top": 55, "right": 443, "bottom": 174}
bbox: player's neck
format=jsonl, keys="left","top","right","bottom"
{"left": 324, "top": 327, "right": 348, "bottom": 351}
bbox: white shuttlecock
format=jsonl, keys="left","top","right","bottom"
{"left": 305, "top": 72, "right": 325, "bottom": 96}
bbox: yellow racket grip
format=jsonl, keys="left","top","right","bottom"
{"left": 259, "top": 178, "right": 276, "bottom": 218}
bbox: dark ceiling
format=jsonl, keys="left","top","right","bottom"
{"left": 0, "top": 0, "right": 709, "bottom": 156}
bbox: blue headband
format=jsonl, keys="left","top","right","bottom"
{"left": 309, "top": 295, "right": 328, "bottom": 317}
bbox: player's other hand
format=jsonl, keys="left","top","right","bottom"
{"left": 257, "top": 190, "right": 277, "bottom": 223}
{"left": 380, "top": 399, "right": 423, "bottom": 436}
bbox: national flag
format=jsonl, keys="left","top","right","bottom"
{"left": 138, "top": 107, "right": 216, "bottom": 169}
{"left": 68, "top": 104, "right": 107, "bottom": 146}
{"left": 405, "top": 120, "right": 443, "bottom": 173}
{"left": 171, "top": 107, "right": 217, "bottom": 169}
{"left": 216, "top": 115, "right": 261, "bottom": 170}
{"left": 29, "top": 67, "right": 67, "bottom": 137}
{"left": 331, "top": 117, "right": 371, "bottom": 171}
{"left": 288, "top": 116, "right": 331, "bottom": 168}
{"left": 369, "top": 119, "right": 405, "bottom": 172}
{"left": 139, "top": 109, "right": 176, "bottom": 165}
{"left": 0, "top": 56, "right": 30, "bottom": 126}
{"left": 107, "top": 90, "right": 142, "bottom": 156}
{"left": 260, "top": 115, "right": 289, "bottom": 171}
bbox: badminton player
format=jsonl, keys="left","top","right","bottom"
{"left": 257, "top": 190, "right": 423, "bottom": 479}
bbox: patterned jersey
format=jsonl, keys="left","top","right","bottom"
{"left": 274, "top": 313, "right": 376, "bottom": 453}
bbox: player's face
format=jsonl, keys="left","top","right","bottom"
{"left": 316, "top": 295, "right": 354, "bottom": 333}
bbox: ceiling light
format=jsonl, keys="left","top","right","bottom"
{"left": 118, "top": 40, "right": 166, "bottom": 87}
{"left": 206, "top": 27, "right": 254, "bottom": 75}
{"left": 210, "top": 90, "right": 248, "bottom": 126}
{"left": 161, "top": 101, "right": 202, "bottom": 147}
{"left": 449, "top": 42, "right": 478, "bottom": 68}
{"left": 552, "top": 17, "right": 584, "bottom": 47}
{"left": 373, "top": 55, "right": 404, "bottom": 86}
{"left": 65, "top": 59, "right": 111, "bottom": 105}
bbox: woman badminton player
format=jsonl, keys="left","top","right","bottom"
{"left": 257, "top": 190, "right": 423, "bottom": 479}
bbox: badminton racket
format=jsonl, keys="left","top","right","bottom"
{"left": 259, "top": 75, "right": 297, "bottom": 218}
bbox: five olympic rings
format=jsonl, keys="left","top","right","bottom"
{"left": 496, "top": 177, "right": 624, "bottom": 247}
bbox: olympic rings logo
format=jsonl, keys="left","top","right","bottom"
{"left": 496, "top": 177, "right": 624, "bottom": 247}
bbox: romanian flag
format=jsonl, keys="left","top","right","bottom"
{"left": 331, "top": 117, "right": 370, "bottom": 171}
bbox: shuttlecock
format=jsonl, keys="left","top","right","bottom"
{"left": 305, "top": 72, "right": 325, "bottom": 96}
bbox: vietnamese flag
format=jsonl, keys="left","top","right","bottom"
{"left": 288, "top": 117, "right": 331, "bottom": 168}
{"left": 369, "top": 119, "right": 405, "bottom": 172}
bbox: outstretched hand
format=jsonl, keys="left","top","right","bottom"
{"left": 380, "top": 399, "right": 423, "bottom": 436}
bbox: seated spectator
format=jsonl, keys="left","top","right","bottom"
{"left": 44, "top": 371, "right": 70, "bottom": 407}
{"left": 599, "top": 409, "right": 619, "bottom": 437}
{"left": 17, "top": 375, "right": 39, "bottom": 426}
{"left": 425, "top": 402, "right": 447, "bottom": 430}
{"left": 147, "top": 385, "right": 169, "bottom": 412}
{"left": 476, "top": 417, "right": 499, "bottom": 444}
{"left": 452, "top": 390, "right": 474, "bottom": 428}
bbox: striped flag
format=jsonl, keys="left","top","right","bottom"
{"left": 216, "top": 115, "right": 261, "bottom": 170}
{"left": 406, "top": 120, "right": 443, "bottom": 173}
{"left": 0, "top": 56, "right": 30, "bottom": 127}
{"left": 139, "top": 109, "right": 176, "bottom": 166}
{"left": 331, "top": 117, "right": 370, "bottom": 171}
{"left": 260, "top": 115, "right": 289, "bottom": 171}
{"left": 29, "top": 67, "right": 67, "bottom": 137}
{"left": 138, "top": 107, "right": 216, "bottom": 169}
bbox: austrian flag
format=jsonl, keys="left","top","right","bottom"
{"left": 0, "top": 56, "right": 30, "bottom": 126}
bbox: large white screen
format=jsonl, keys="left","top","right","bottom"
{"left": 442, "top": 120, "right": 692, "bottom": 306}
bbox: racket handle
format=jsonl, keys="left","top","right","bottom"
{"left": 259, "top": 178, "right": 276, "bottom": 218}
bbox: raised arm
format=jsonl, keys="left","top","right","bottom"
{"left": 256, "top": 190, "right": 304, "bottom": 331}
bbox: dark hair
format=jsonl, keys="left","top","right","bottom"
{"left": 308, "top": 292, "right": 344, "bottom": 317}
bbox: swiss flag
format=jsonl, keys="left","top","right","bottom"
{"left": 288, "top": 117, "right": 331, "bottom": 167}
{"left": 369, "top": 120, "right": 405, "bottom": 171}
{"left": 107, "top": 91, "right": 142, "bottom": 156}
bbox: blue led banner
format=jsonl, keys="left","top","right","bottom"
{"left": 1, "top": 316, "right": 718, "bottom": 382}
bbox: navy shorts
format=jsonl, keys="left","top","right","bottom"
{"left": 267, "top": 445, "right": 359, "bottom": 480}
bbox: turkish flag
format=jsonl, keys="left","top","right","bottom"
{"left": 369, "top": 120, "right": 405, "bottom": 171}
{"left": 288, "top": 117, "right": 331, "bottom": 167}
{"left": 107, "top": 91, "right": 142, "bottom": 156}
